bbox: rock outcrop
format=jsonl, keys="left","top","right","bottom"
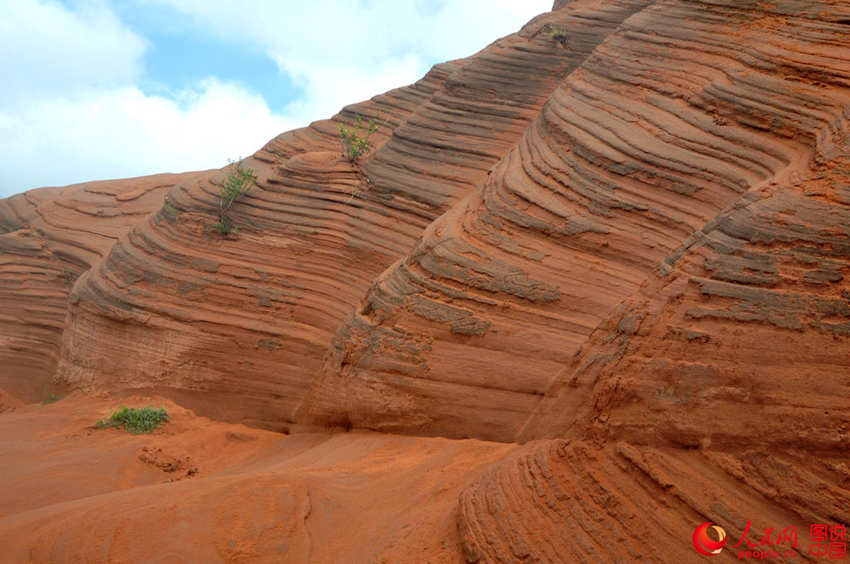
{"left": 298, "top": 0, "right": 850, "bottom": 441}
{"left": 0, "top": 173, "right": 204, "bottom": 401}
{"left": 1, "top": 1, "right": 849, "bottom": 561}
{"left": 50, "top": 0, "right": 656, "bottom": 431}
{"left": 458, "top": 439, "right": 849, "bottom": 562}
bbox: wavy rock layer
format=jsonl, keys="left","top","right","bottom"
{"left": 0, "top": 1, "right": 849, "bottom": 562}
{"left": 520, "top": 151, "right": 850, "bottom": 448}
{"left": 0, "top": 174, "right": 200, "bottom": 401}
{"left": 448, "top": 2, "right": 850, "bottom": 559}
{"left": 53, "top": 0, "right": 648, "bottom": 430}
{"left": 298, "top": 0, "right": 850, "bottom": 441}
{"left": 458, "top": 439, "right": 849, "bottom": 562}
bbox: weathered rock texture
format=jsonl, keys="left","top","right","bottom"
{"left": 44, "top": 0, "right": 658, "bottom": 431}
{"left": 1, "top": 0, "right": 849, "bottom": 561}
{"left": 458, "top": 439, "right": 850, "bottom": 562}
{"left": 299, "top": 0, "right": 850, "bottom": 442}
{"left": 0, "top": 173, "right": 205, "bottom": 401}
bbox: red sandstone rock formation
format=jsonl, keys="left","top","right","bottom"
{"left": 0, "top": 173, "right": 206, "bottom": 401}
{"left": 1, "top": 1, "right": 849, "bottom": 562}
{"left": 298, "top": 0, "right": 850, "bottom": 442}
{"left": 51, "top": 0, "right": 656, "bottom": 432}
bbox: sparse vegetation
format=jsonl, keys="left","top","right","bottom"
{"left": 540, "top": 23, "right": 568, "bottom": 46}
{"left": 213, "top": 159, "right": 257, "bottom": 236}
{"left": 61, "top": 269, "right": 76, "bottom": 287}
{"left": 43, "top": 390, "right": 61, "bottom": 404}
{"left": 95, "top": 406, "right": 169, "bottom": 434}
{"left": 338, "top": 114, "right": 380, "bottom": 163}
{"left": 0, "top": 223, "right": 25, "bottom": 234}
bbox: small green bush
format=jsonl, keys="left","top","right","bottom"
{"left": 540, "top": 23, "right": 568, "bottom": 46}
{"left": 213, "top": 215, "right": 236, "bottom": 235}
{"left": 338, "top": 114, "right": 380, "bottom": 163}
{"left": 43, "top": 390, "right": 61, "bottom": 404}
{"left": 95, "top": 406, "right": 169, "bottom": 434}
{"left": 213, "top": 160, "right": 257, "bottom": 235}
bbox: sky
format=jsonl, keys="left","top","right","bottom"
{"left": 0, "top": 0, "right": 551, "bottom": 197}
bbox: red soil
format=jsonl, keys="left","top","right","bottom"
{"left": 0, "top": 391, "right": 514, "bottom": 562}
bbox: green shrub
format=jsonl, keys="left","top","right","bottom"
{"left": 61, "top": 269, "right": 75, "bottom": 287}
{"left": 540, "top": 23, "right": 568, "bottom": 46}
{"left": 95, "top": 406, "right": 169, "bottom": 434}
{"left": 212, "top": 215, "right": 236, "bottom": 235}
{"left": 338, "top": 114, "right": 380, "bottom": 163}
{"left": 213, "top": 160, "right": 257, "bottom": 235}
{"left": 43, "top": 390, "right": 61, "bottom": 404}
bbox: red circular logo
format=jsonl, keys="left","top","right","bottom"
{"left": 693, "top": 522, "right": 727, "bottom": 556}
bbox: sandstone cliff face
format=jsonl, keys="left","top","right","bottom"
{"left": 0, "top": 173, "right": 204, "bottom": 401}
{"left": 457, "top": 438, "right": 850, "bottom": 562}
{"left": 1, "top": 1, "right": 849, "bottom": 561}
{"left": 49, "top": 0, "right": 655, "bottom": 431}
{"left": 298, "top": 0, "right": 850, "bottom": 441}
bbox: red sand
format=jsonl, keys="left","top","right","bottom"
{"left": 0, "top": 392, "right": 514, "bottom": 562}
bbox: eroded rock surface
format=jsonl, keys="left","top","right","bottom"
{"left": 50, "top": 0, "right": 657, "bottom": 431}
{"left": 298, "top": 0, "right": 850, "bottom": 441}
{"left": 0, "top": 173, "right": 205, "bottom": 401}
{"left": 1, "top": 1, "right": 848, "bottom": 561}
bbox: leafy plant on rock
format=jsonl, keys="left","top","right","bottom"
{"left": 213, "top": 159, "right": 257, "bottom": 236}
{"left": 338, "top": 114, "right": 380, "bottom": 163}
{"left": 539, "top": 23, "right": 568, "bottom": 46}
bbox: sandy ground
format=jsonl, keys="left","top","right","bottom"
{"left": 0, "top": 391, "right": 516, "bottom": 563}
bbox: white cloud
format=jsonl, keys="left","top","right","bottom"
{"left": 0, "top": 0, "right": 147, "bottom": 105}
{"left": 0, "top": 0, "right": 552, "bottom": 197}
{"left": 146, "top": 0, "right": 551, "bottom": 122}
{"left": 280, "top": 53, "right": 426, "bottom": 127}
{"left": 0, "top": 81, "right": 293, "bottom": 192}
